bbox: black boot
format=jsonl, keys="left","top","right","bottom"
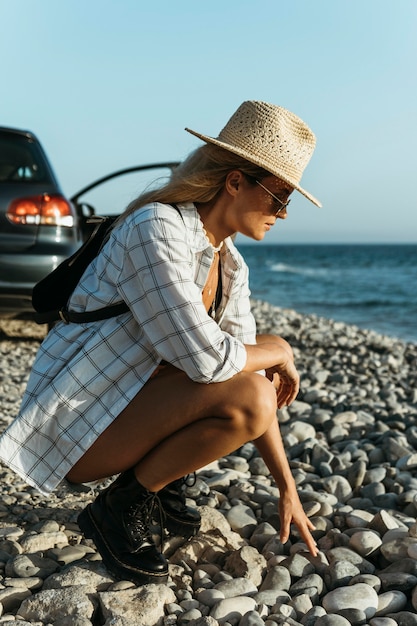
{"left": 77, "top": 469, "right": 168, "bottom": 585}
{"left": 158, "top": 478, "right": 201, "bottom": 538}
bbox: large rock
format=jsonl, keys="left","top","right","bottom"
{"left": 223, "top": 546, "right": 267, "bottom": 586}
{"left": 98, "top": 584, "right": 175, "bottom": 626}
{"left": 18, "top": 587, "right": 95, "bottom": 622}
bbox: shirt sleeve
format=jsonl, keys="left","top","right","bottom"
{"left": 115, "top": 207, "right": 247, "bottom": 383}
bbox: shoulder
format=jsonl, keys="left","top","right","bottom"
{"left": 118, "top": 203, "right": 208, "bottom": 253}
{"left": 125, "top": 202, "right": 184, "bottom": 228}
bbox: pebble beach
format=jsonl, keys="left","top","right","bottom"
{"left": 0, "top": 301, "right": 417, "bottom": 626}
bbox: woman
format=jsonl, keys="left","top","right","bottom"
{"left": 0, "top": 101, "right": 322, "bottom": 585}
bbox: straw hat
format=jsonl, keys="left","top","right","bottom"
{"left": 185, "top": 100, "right": 321, "bottom": 207}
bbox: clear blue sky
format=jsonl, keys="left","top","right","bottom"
{"left": 1, "top": 0, "right": 416, "bottom": 243}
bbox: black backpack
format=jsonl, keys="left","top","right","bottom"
{"left": 32, "top": 215, "right": 130, "bottom": 325}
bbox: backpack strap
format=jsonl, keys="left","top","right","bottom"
{"left": 55, "top": 301, "right": 130, "bottom": 324}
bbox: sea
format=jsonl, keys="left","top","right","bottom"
{"left": 236, "top": 243, "right": 417, "bottom": 345}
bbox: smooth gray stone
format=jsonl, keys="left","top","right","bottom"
{"left": 253, "top": 589, "right": 290, "bottom": 607}
{"left": 289, "top": 573, "right": 324, "bottom": 597}
{"left": 376, "top": 590, "right": 408, "bottom": 617}
{"left": 279, "top": 553, "right": 315, "bottom": 579}
{"left": 337, "top": 609, "right": 367, "bottom": 625}
{"left": 322, "top": 583, "right": 379, "bottom": 619}
{"left": 379, "top": 558, "right": 417, "bottom": 576}
{"left": 348, "top": 530, "right": 382, "bottom": 557}
{"left": 322, "top": 475, "right": 353, "bottom": 502}
{"left": 385, "top": 612, "right": 417, "bottom": 626}
{"left": 7, "top": 553, "right": 59, "bottom": 579}
{"left": 240, "top": 611, "right": 265, "bottom": 626}
{"left": 214, "top": 577, "right": 257, "bottom": 598}
{"left": 380, "top": 536, "right": 417, "bottom": 563}
{"left": 259, "top": 565, "right": 291, "bottom": 592}
{"left": 364, "top": 467, "right": 387, "bottom": 483}
{"left": 349, "top": 573, "right": 381, "bottom": 591}
{"left": 196, "top": 588, "right": 225, "bottom": 608}
{"left": 0, "top": 588, "right": 32, "bottom": 613}
{"left": 370, "top": 619, "right": 397, "bottom": 626}
{"left": 378, "top": 572, "right": 417, "bottom": 592}
{"left": 347, "top": 460, "right": 367, "bottom": 489}
{"left": 301, "top": 606, "right": 327, "bottom": 626}
{"left": 225, "top": 504, "right": 257, "bottom": 538}
{"left": 360, "top": 482, "right": 385, "bottom": 500}
{"left": 209, "top": 596, "right": 256, "bottom": 622}
{"left": 325, "top": 559, "right": 360, "bottom": 590}
{"left": 326, "top": 547, "right": 375, "bottom": 574}
{"left": 249, "top": 457, "right": 270, "bottom": 476}
{"left": 315, "top": 616, "right": 351, "bottom": 626}
{"left": 374, "top": 493, "right": 399, "bottom": 508}
{"left": 249, "top": 522, "right": 278, "bottom": 551}
{"left": 178, "top": 608, "right": 203, "bottom": 624}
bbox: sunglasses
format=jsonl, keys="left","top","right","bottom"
{"left": 254, "top": 179, "right": 291, "bottom": 216}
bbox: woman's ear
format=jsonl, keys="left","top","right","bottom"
{"left": 225, "top": 170, "right": 244, "bottom": 196}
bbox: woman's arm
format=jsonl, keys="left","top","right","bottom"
{"left": 254, "top": 416, "right": 318, "bottom": 556}
{"left": 246, "top": 334, "right": 318, "bottom": 555}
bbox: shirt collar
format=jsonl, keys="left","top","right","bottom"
{"left": 176, "top": 202, "right": 241, "bottom": 271}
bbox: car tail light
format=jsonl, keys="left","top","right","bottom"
{"left": 6, "top": 194, "right": 75, "bottom": 227}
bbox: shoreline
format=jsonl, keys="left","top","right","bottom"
{"left": 0, "top": 303, "right": 416, "bottom": 623}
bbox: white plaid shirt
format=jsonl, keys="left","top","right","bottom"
{"left": 0, "top": 202, "right": 256, "bottom": 493}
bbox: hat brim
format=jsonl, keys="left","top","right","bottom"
{"left": 185, "top": 128, "right": 322, "bottom": 208}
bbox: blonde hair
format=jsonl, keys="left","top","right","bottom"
{"left": 119, "top": 143, "right": 272, "bottom": 221}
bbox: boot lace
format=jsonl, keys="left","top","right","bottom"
{"left": 126, "top": 492, "right": 164, "bottom": 549}
{"left": 184, "top": 472, "right": 197, "bottom": 487}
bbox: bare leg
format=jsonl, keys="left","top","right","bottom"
{"left": 66, "top": 369, "right": 277, "bottom": 491}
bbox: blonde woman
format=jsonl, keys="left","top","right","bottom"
{"left": 0, "top": 101, "right": 321, "bottom": 585}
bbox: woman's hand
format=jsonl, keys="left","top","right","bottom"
{"left": 245, "top": 334, "right": 300, "bottom": 408}
{"left": 279, "top": 487, "right": 318, "bottom": 557}
{"left": 265, "top": 359, "right": 299, "bottom": 409}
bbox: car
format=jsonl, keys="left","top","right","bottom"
{"left": 0, "top": 126, "right": 81, "bottom": 320}
{"left": 0, "top": 124, "right": 178, "bottom": 322}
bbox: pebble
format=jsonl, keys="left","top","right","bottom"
{"left": 322, "top": 583, "right": 379, "bottom": 618}
{"left": 370, "top": 619, "right": 397, "bottom": 626}
{"left": 376, "top": 590, "right": 408, "bottom": 616}
{"left": 348, "top": 530, "right": 382, "bottom": 556}
{"left": 209, "top": 596, "right": 257, "bottom": 622}
{"left": 315, "top": 616, "right": 351, "bottom": 626}
{"left": 0, "top": 308, "right": 416, "bottom": 624}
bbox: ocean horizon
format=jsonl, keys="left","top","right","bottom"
{"left": 236, "top": 242, "right": 417, "bottom": 345}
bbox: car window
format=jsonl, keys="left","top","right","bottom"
{"left": 0, "top": 133, "right": 52, "bottom": 183}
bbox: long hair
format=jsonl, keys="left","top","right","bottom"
{"left": 118, "top": 143, "right": 272, "bottom": 222}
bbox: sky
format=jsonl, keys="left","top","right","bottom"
{"left": 1, "top": 0, "right": 416, "bottom": 244}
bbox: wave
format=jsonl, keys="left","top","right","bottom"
{"left": 269, "top": 262, "right": 331, "bottom": 277}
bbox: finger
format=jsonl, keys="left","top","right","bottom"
{"left": 277, "top": 382, "right": 298, "bottom": 408}
{"left": 302, "top": 533, "right": 318, "bottom": 556}
{"left": 300, "top": 526, "right": 318, "bottom": 556}
{"left": 280, "top": 520, "right": 291, "bottom": 545}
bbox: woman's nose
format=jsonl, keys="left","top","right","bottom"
{"left": 276, "top": 208, "right": 288, "bottom": 220}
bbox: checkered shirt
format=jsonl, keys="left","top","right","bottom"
{"left": 0, "top": 202, "right": 256, "bottom": 493}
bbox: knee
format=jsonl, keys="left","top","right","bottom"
{"left": 228, "top": 373, "right": 277, "bottom": 440}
